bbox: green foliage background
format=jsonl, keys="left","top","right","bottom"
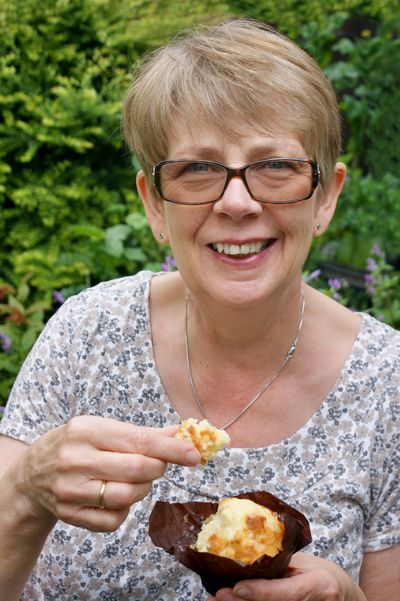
{"left": 1, "top": 0, "right": 399, "bottom": 404}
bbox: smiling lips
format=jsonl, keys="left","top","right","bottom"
{"left": 211, "top": 239, "right": 275, "bottom": 256}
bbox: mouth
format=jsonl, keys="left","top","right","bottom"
{"left": 210, "top": 239, "right": 276, "bottom": 257}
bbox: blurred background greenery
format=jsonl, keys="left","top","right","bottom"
{"left": 1, "top": 0, "right": 399, "bottom": 405}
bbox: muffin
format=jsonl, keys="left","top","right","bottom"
{"left": 175, "top": 418, "right": 230, "bottom": 464}
{"left": 193, "top": 497, "right": 284, "bottom": 563}
{"left": 149, "top": 491, "right": 312, "bottom": 595}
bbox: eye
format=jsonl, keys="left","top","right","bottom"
{"left": 250, "top": 160, "right": 293, "bottom": 178}
{"left": 186, "top": 162, "right": 211, "bottom": 172}
{"left": 250, "top": 160, "right": 307, "bottom": 178}
{"left": 175, "top": 161, "right": 223, "bottom": 180}
{"left": 265, "top": 160, "right": 294, "bottom": 171}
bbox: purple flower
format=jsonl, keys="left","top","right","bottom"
{"left": 328, "top": 278, "right": 342, "bottom": 290}
{"left": 161, "top": 256, "right": 177, "bottom": 272}
{"left": 52, "top": 290, "right": 65, "bottom": 304}
{"left": 366, "top": 257, "right": 378, "bottom": 272}
{"left": 0, "top": 332, "right": 11, "bottom": 353}
{"left": 365, "top": 277, "right": 376, "bottom": 296}
{"left": 305, "top": 269, "right": 321, "bottom": 282}
{"left": 371, "top": 244, "right": 383, "bottom": 257}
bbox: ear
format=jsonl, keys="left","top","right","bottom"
{"left": 136, "top": 170, "right": 169, "bottom": 244}
{"left": 313, "top": 162, "right": 346, "bottom": 237}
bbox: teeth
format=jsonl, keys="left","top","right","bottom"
{"left": 213, "top": 241, "right": 265, "bottom": 255}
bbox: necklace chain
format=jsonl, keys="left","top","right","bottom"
{"left": 184, "top": 291, "right": 305, "bottom": 430}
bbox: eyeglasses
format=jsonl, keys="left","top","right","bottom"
{"left": 152, "top": 158, "right": 320, "bottom": 205}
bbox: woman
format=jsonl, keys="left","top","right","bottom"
{"left": 0, "top": 18, "right": 398, "bottom": 601}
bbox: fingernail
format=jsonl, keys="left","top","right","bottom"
{"left": 185, "top": 449, "right": 201, "bottom": 465}
{"left": 234, "top": 586, "right": 251, "bottom": 599}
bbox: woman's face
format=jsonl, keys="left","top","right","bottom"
{"left": 138, "top": 119, "right": 344, "bottom": 309}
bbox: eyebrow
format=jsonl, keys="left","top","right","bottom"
{"left": 170, "top": 146, "right": 225, "bottom": 161}
{"left": 169, "top": 141, "right": 305, "bottom": 162}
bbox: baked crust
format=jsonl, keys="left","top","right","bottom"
{"left": 193, "top": 497, "right": 285, "bottom": 563}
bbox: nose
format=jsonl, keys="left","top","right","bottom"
{"left": 213, "top": 175, "right": 263, "bottom": 220}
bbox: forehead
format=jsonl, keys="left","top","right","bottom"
{"left": 167, "top": 117, "right": 306, "bottom": 163}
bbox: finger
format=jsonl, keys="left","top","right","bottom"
{"left": 226, "top": 579, "right": 288, "bottom": 601}
{"left": 57, "top": 503, "right": 132, "bottom": 533}
{"left": 215, "top": 589, "right": 235, "bottom": 601}
{"left": 54, "top": 473, "right": 155, "bottom": 508}
{"left": 62, "top": 449, "right": 169, "bottom": 484}
{"left": 55, "top": 480, "right": 153, "bottom": 524}
{"left": 90, "top": 480, "right": 153, "bottom": 509}
{"left": 65, "top": 417, "right": 201, "bottom": 465}
{"left": 162, "top": 424, "right": 179, "bottom": 436}
{"left": 230, "top": 572, "right": 326, "bottom": 600}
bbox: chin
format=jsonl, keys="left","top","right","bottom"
{"left": 209, "top": 283, "right": 277, "bottom": 309}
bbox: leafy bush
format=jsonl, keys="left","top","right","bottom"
{"left": 0, "top": 0, "right": 228, "bottom": 297}
{"left": 0, "top": 275, "right": 51, "bottom": 401}
{"left": 315, "top": 170, "right": 400, "bottom": 268}
{"left": 1, "top": 0, "right": 139, "bottom": 293}
{"left": 314, "top": 13, "right": 400, "bottom": 268}
{"left": 0, "top": 0, "right": 231, "bottom": 405}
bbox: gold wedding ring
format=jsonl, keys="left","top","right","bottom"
{"left": 98, "top": 480, "right": 107, "bottom": 509}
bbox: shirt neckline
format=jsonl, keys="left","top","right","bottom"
{"left": 143, "top": 270, "right": 371, "bottom": 452}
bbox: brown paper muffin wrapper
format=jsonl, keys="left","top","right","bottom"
{"left": 149, "top": 491, "right": 312, "bottom": 595}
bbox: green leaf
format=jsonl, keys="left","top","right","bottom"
{"left": 125, "top": 212, "right": 149, "bottom": 230}
{"left": 6, "top": 295, "right": 25, "bottom": 313}
{"left": 124, "top": 247, "right": 147, "bottom": 262}
{"left": 104, "top": 224, "right": 131, "bottom": 257}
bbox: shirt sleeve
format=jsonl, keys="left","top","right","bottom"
{"left": 0, "top": 291, "right": 95, "bottom": 444}
{"left": 362, "top": 363, "right": 400, "bottom": 552}
{"left": 0, "top": 272, "right": 152, "bottom": 445}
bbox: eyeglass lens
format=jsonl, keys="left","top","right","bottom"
{"left": 158, "top": 160, "right": 315, "bottom": 204}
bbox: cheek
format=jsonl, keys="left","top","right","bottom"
{"left": 164, "top": 206, "right": 210, "bottom": 241}
{"left": 273, "top": 205, "right": 314, "bottom": 238}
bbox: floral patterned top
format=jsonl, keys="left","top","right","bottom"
{"left": 1, "top": 271, "right": 399, "bottom": 601}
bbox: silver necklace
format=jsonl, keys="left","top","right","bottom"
{"left": 184, "top": 291, "right": 305, "bottom": 430}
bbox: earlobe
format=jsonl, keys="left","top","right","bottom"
{"left": 314, "top": 162, "right": 346, "bottom": 236}
{"left": 136, "top": 170, "right": 168, "bottom": 243}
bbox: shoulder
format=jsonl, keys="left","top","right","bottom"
{"left": 351, "top": 313, "right": 400, "bottom": 415}
{"left": 19, "top": 270, "right": 160, "bottom": 373}
{"left": 356, "top": 312, "right": 400, "bottom": 374}
{"left": 64, "top": 270, "right": 156, "bottom": 312}
{"left": 358, "top": 311, "right": 400, "bottom": 343}
{"left": 45, "top": 271, "right": 157, "bottom": 334}
{"left": 350, "top": 315, "right": 399, "bottom": 474}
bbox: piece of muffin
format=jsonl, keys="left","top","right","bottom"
{"left": 193, "top": 497, "right": 285, "bottom": 564}
{"left": 175, "top": 418, "right": 230, "bottom": 465}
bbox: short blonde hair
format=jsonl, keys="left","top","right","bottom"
{"left": 123, "top": 18, "right": 341, "bottom": 190}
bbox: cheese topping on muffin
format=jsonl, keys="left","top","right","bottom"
{"left": 193, "top": 497, "right": 285, "bottom": 564}
{"left": 175, "top": 418, "right": 230, "bottom": 465}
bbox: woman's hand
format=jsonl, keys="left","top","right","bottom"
{"left": 207, "top": 552, "right": 367, "bottom": 601}
{"left": 14, "top": 415, "right": 201, "bottom": 532}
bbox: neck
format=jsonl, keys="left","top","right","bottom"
{"left": 184, "top": 281, "right": 306, "bottom": 430}
{"left": 185, "top": 280, "right": 305, "bottom": 355}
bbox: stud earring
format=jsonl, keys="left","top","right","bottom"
{"left": 159, "top": 233, "right": 165, "bottom": 241}
{"left": 315, "top": 223, "right": 322, "bottom": 232}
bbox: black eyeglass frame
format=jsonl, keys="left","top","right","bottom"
{"left": 152, "top": 158, "right": 321, "bottom": 205}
